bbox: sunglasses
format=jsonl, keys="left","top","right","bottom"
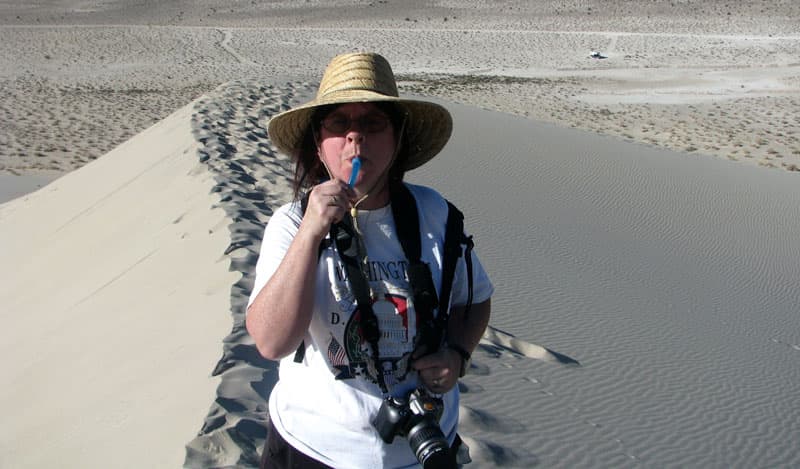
{"left": 320, "top": 112, "right": 391, "bottom": 134}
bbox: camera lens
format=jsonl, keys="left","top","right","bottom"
{"left": 407, "top": 421, "right": 455, "bottom": 469}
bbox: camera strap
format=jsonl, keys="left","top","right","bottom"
{"left": 330, "top": 213, "right": 389, "bottom": 394}
{"left": 293, "top": 183, "right": 475, "bottom": 395}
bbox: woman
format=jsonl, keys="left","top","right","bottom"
{"left": 247, "top": 52, "right": 493, "bottom": 468}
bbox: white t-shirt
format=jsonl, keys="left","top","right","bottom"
{"left": 248, "top": 183, "right": 494, "bottom": 468}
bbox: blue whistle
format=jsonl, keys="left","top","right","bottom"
{"left": 348, "top": 157, "right": 361, "bottom": 188}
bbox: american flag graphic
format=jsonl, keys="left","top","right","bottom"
{"left": 327, "top": 336, "right": 348, "bottom": 367}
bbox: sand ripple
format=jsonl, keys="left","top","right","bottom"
{"left": 409, "top": 103, "right": 800, "bottom": 468}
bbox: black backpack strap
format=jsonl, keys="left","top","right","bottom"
{"left": 390, "top": 184, "right": 440, "bottom": 316}
{"left": 390, "top": 183, "right": 442, "bottom": 358}
{"left": 439, "top": 201, "right": 474, "bottom": 328}
{"left": 293, "top": 342, "right": 306, "bottom": 363}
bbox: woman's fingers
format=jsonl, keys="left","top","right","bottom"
{"left": 313, "top": 181, "right": 353, "bottom": 207}
{"left": 412, "top": 349, "right": 459, "bottom": 393}
{"left": 302, "top": 181, "right": 354, "bottom": 237}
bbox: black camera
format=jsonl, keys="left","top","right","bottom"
{"left": 372, "top": 388, "right": 456, "bottom": 469}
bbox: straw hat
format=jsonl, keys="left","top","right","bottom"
{"left": 267, "top": 52, "right": 452, "bottom": 172}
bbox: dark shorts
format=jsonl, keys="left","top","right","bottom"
{"left": 259, "top": 418, "right": 464, "bottom": 468}
{"left": 260, "top": 419, "right": 332, "bottom": 469}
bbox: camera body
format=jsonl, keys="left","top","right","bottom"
{"left": 372, "top": 388, "right": 455, "bottom": 468}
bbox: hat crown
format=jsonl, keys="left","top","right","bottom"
{"left": 317, "top": 52, "right": 399, "bottom": 100}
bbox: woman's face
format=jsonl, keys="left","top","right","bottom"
{"left": 317, "top": 102, "right": 397, "bottom": 204}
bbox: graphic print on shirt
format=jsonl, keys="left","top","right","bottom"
{"left": 326, "top": 292, "right": 417, "bottom": 387}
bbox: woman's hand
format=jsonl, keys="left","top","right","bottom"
{"left": 301, "top": 180, "right": 355, "bottom": 240}
{"left": 411, "top": 347, "right": 463, "bottom": 394}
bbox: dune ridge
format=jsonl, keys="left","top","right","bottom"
{"left": 183, "top": 80, "right": 305, "bottom": 468}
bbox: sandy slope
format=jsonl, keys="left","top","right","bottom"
{"left": 412, "top": 99, "right": 800, "bottom": 468}
{"left": 0, "top": 102, "right": 235, "bottom": 468}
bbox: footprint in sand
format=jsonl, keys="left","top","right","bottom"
{"left": 456, "top": 380, "right": 484, "bottom": 394}
{"left": 481, "top": 326, "right": 581, "bottom": 366}
{"left": 185, "top": 80, "right": 315, "bottom": 468}
{"left": 454, "top": 327, "right": 580, "bottom": 467}
{"left": 475, "top": 329, "right": 645, "bottom": 464}
{"left": 459, "top": 435, "right": 540, "bottom": 468}
{"left": 458, "top": 405, "right": 526, "bottom": 435}
{"left": 771, "top": 337, "right": 800, "bottom": 351}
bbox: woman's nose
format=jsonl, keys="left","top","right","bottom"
{"left": 347, "top": 131, "right": 365, "bottom": 144}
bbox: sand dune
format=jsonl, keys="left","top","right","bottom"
{"left": 0, "top": 102, "right": 235, "bottom": 468}
{"left": 411, "top": 99, "right": 800, "bottom": 467}
{"left": 2, "top": 1, "right": 800, "bottom": 468}
{"left": 3, "top": 75, "right": 799, "bottom": 468}
{"left": 179, "top": 80, "right": 797, "bottom": 468}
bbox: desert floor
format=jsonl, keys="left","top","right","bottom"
{"left": 1, "top": 0, "right": 798, "bottom": 182}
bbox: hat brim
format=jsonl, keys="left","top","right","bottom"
{"left": 267, "top": 92, "right": 452, "bottom": 172}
